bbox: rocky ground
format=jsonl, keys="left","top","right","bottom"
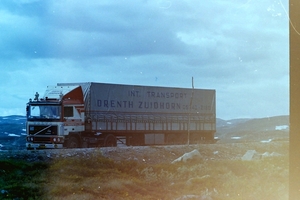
{"left": 0, "top": 139, "right": 289, "bottom": 164}
{"left": 0, "top": 138, "right": 289, "bottom": 200}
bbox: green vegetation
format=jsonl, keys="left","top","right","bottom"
{"left": 0, "top": 151, "right": 288, "bottom": 200}
{"left": 0, "top": 159, "right": 48, "bottom": 199}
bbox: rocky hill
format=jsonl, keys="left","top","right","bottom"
{"left": 0, "top": 115, "right": 26, "bottom": 150}
{"left": 216, "top": 115, "right": 289, "bottom": 143}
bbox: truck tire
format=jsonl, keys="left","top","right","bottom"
{"left": 81, "top": 140, "right": 89, "bottom": 148}
{"left": 67, "top": 136, "right": 80, "bottom": 148}
{"left": 104, "top": 134, "right": 117, "bottom": 147}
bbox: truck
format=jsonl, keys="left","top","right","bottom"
{"left": 26, "top": 82, "right": 216, "bottom": 149}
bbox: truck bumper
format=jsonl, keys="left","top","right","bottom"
{"left": 26, "top": 143, "right": 63, "bottom": 150}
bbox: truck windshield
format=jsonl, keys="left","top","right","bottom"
{"left": 28, "top": 105, "right": 61, "bottom": 120}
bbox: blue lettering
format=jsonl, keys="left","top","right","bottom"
{"left": 160, "top": 102, "right": 164, "bottom": 109}
{"left": 128, "top": 90, "right": 140, "bottom": 97}
{"left": 104, "top": 100, "right": 108, "bottom": 107}
{"left": 137, "top": 101, "right": 182, "bottom": 110}
{"left": 146, "top": 91, "right": 187, "bottom": 99}
{"left": 128, "top": 101, "right": 133, "bottom": 108}
{"left": 171, "top": 103, "right": 175, "bottom": 109}
{"left": 97, "top": 100, "right": 133, "bottom": 108}
{"left": 166, "top": 103, "right": 170, "bottom": 109}
{"left": 111, "top": 100, "right": 115, "bottom": 107}
{"left": 117, "top": 101, "right": 122, "bottom": 107}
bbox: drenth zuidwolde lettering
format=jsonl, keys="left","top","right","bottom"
{"left": 97, "top": 100, "right": 182, "bottom": 110}
{"left": 97, "top": 100, "right": 210, "bottom": 111}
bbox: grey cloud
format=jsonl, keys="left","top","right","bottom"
{"left": 0, "top": 0, "right": 289, "bottom": 119}
{"left": 1, "top": 1, "right": 191, "bottom": 59}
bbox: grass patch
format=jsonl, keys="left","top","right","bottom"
{"left": 0, "top": 159, "right": 48, "bottom": 199}
{"left": 0, "top": 150, "right": 288, "bottom": 199}
{"left": 45, "top": 152, "right": 288, "bottom": 199}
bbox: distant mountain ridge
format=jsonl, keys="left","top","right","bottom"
{"left": 0, "top": 115, "right": 26, "bottom": 150}
{"left": 216, "top": 115, "right": 289, "bottom": 131}
{"left": 216, "top": 115, "right": 289, "bottom": 142}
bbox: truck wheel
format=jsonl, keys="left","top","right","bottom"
{"left": 81, "top": 140, "right": 89, "bottom": 148}
{"left": 104, "top": 134, "right": 117, "bottom": 147}
{"left": 67, "top": 137, "right": 80, "bottom": 148}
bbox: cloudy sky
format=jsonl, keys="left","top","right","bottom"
{"left": 0, "top": 0, "right": 288, "bottom": 120}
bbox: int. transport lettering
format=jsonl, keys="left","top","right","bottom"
{"left": 146, "top": 91, "right": 187, "bottom": 99}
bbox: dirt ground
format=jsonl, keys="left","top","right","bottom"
{"left": 0, "top": 139, "right": 288, "bottom": 164}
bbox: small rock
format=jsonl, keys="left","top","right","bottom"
{"left": 186, "top": 175, "right": 210, "bottom": 185}
{"left": 270, "top": 152, "right": 281, "bottom": 157}
{"left": 241, "top": 150, "right": 257, "bottom": 161}
{"left": 172, "top": 149, "right": 201, "bottom": 163}
{"left": 175, "top": 194, "right": 202, "bottom": 200}
{"left": 176, "top": 194, "right": 212, "bottom": 200}
{"left": 261, "top": 152, "right": 270, "bottom": 158}
{"left": 1, "top": 189, "right": 8, "bottom": 195}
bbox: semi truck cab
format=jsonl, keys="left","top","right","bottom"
{"left": 26, "top": 85, "right": 86, "bottom": 149}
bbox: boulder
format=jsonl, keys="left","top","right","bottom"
{"left": 241, "top": 150, "right": 258, "bottom": 161}
{"left": 242, "top": 150, "right": 283, "bottom": 160}
{"left": 172, "top": 149, "right": 201, "bottom": 163}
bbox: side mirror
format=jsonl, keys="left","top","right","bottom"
{"left": 26, "top": 105, "right": 29, "bottom": 117}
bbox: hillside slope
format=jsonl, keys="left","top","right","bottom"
{"left": 216, "top": 115, "right": 289, "bottom": 142}
{"left": 0, "top": 116, "right": 26, "bottom": 150}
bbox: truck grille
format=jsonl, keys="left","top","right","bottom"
{"left": 33, "top": 137, "right": 52, "bottom": 142}
{"left": 28, "top": 125, "right": 58, "bottom": 136}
